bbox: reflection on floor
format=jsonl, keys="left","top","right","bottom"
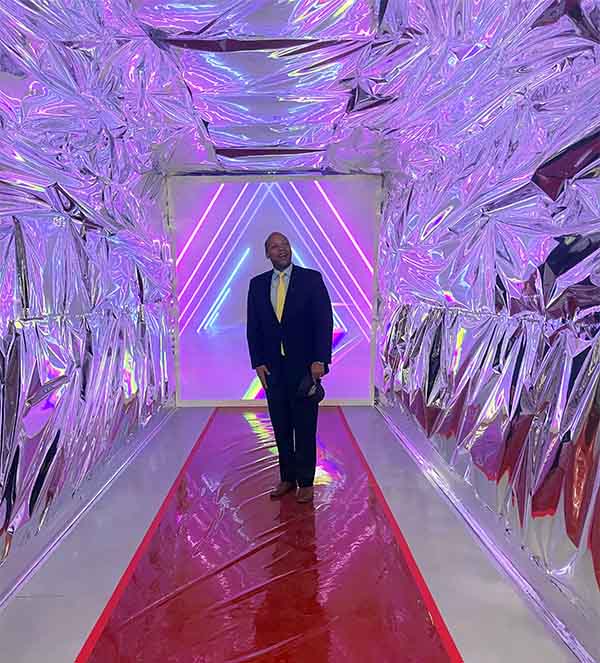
{"left": 0, "top": 407, "right": 577, "bottom": 663}
{"left": 80, "top": 407, "right": 460, "bottom": 662}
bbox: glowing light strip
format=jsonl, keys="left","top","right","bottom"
{"left": 244, "top": 328, "right": 347, "bottom": 400}
{"left": 334, "top": 0, "right": 355, "bottom": 18}
{"left": 270, "top": 192, "right": 341, "bottom": 300}
{"left": 179, "top": 183, "right": 264, "bottom": 324}
{"left": 271, "top": 185, "right": 371, "bottom": 337}
{"left": 292, "top": 248, "right": 306, "bottom": 267}
{"left": 314, "top": 181, "right": 373, "bottom": 275}
{"left": 288, "top": 181, "right": 373, "bottom": 311}
{"left": 291, "top": 249, "right": 349, "bottom": 333}
{"left": 243, "top": 376, "right": 263, "bottom": 400}
{"left": 333, "top": 305, "right": 348, "bottom": 333}
{"left": 269, "top": 187, "right": 368, "bottom": 338}
{"left": 176, "top": 183, "right": 224, "bottom": 268}
{"left": 294, "top": 247, "right": 349, "bottom": 335}
{"left": 179, "top": 183, "right": 250, "bottom": 302}
{"left": 207, "top": 310, "right": 220, "bottom": 328}
{"left": 198, "top": 286, "right": 230, "bottom": 331}
{"left": 180, "top": 185, "right": 271, "bottom": 334}
{"left": 331, "top": 335, "right": 362, "bottom": 364}
{"left": 197, "top": 247, "right": 250, "bottom": 333}
{"left": 243, "top": 332, "right": 352, "bottom": 400}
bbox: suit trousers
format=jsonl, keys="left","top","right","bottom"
{"left": 265, "top": 357, "right": 319, "bottom": 488}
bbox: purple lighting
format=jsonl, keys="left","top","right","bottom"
{"left": 178, "top": 183, "right": 251, "bottom": 306}
{"left": 179, "top": 184, "right": 270, "bottom": 333}
{"left": 288, "top": 182, "right": 373, "bottom": 313}
{"left": 2, "top": 3, "right": 600, "bottom": 657}
{"left": 176, "top": 184, "right": 224, "bottom": 268}
{"left": 314, "top": 181, "right": 374, "bottom": 275}
{"left": 269, "top": 185, "right": 369, "bottom": 340}
{"left": 197, "top": 247, "right": 250, "bottom": 332}
{"left": 275, "top": 183, "right": 372, "bottom": 333}
{"left": 171, "top": 175, "right": 379, "bottom": 402}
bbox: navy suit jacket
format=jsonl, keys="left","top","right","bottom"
{"left": 246, "top": 266, "right": 333, "bottom": 379}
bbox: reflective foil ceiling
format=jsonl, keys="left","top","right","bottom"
{"left": 2, "top": 1, "right": 599, "bottom": 177}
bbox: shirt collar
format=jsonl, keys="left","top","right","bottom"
{"left": 274, "top": 263, "right": 293, "bottom": 278}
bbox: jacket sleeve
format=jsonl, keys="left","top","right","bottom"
{"left": 312, "top": 273, "right": 333, "bottom": 365}
{"left": 246, "top": 280, "right": 265, "bottom": 369}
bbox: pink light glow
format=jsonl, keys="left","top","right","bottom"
{"left": 314, "top": 181, "right": 374, "bottom": 275}
{"left": 174, "top": 175, "right": 378, "bottom": 403}
{"left": 288, "top": 182, "right": 373, "bottom": 312}
{"left": 272, "top": 187, "right": 371, "bottom": 339}
{"left": 267, "top": 188, "right": 367, "bottom": 338}
{"left": 179, "top": 185, "right": 271, "bottom": 333}
{"left": 178, "top": 183, "right": 250, "bottom": 303}
{"left": 176, "top": 183, "right": 224, "bottom": 268}
{"left": 275, "top": 183, "right": 372, "bottom": 334}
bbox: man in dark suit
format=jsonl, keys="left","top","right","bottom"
{"left": 246, "top": 232, "right": 333, "bottom": 503}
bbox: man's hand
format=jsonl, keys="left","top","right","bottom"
{"left": 311, "top": 362, "right": 325, "bottom": 381}
{"left": 256, "top": 365, "right": 270, "bottom": 390}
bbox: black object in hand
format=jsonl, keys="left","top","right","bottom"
{"left": 297, "top": 374, "right": 325, "bottom": 404}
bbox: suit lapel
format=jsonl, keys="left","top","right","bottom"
{"left": 264, "top": 270, "right": 279, "bottom": 325}
{"left": 281, "top": 266, "right": 299, "bottom": 323}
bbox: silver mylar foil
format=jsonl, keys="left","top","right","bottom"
{"left": 1, "top": 0, "right": 600, "bottom": 650}
{"left": 374, "top": 0, "right": 600, "bottom": 644}
{"left": 0, "top": 1, "right": 176, "bottom": 567}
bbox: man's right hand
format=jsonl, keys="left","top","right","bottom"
{"left": 256, "top": 365, "right": 270, "bottom": 390}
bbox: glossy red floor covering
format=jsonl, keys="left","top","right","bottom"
{"left": 77, "top": 407, "right": 462, "bottom": 663}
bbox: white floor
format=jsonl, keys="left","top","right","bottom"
{"left": 0, "top": 408, "right": 212, "bottom": 663}
{"left": 0, "top": 407, "right": 577, "bottom": 663}
{"left": 342, "top": 408, "right": 576, "bottom": 663}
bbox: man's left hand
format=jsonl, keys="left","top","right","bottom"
{"left": 311, "top": 362, "right": 325, "bottom": 381}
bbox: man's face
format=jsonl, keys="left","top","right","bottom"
{"left": 266, "top": 234, "right": 292, "bottom": 271}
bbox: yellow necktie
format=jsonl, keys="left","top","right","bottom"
{"left": 276, "top": 272, "right": 286, "bottom": 355}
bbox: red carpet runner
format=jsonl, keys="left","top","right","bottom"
{"left": 77, "top": 407, "right": 462, "bottom": 662}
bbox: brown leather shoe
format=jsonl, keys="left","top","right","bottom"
{"left": 270, "top": 481, "right": 296, "bottom": 499}
{"left": 296, "top": 486, "right": 314, "bottom": 503}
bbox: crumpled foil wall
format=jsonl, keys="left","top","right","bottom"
{"left": 375, "top": 0, "right": 600, "bottom": 625}
{"left": 0, "top": 2, "right": 175, "bottom": 564}
{"left": 2, "top": 0, "right": 600, "bottom": 638}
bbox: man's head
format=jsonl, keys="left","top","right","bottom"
{"left": 265, "top": 232, "right": 292, "bottom": 271}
